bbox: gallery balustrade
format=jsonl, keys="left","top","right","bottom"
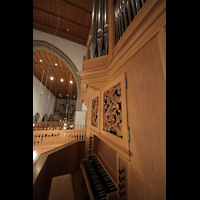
{"left": 33, "top": 129, "right": 86, "bottom": 146}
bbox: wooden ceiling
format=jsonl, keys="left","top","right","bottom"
{"left": 33, "top": 0, "right": 93, "bottom": 46}
{"left": 33, "top": 49, "right": 77, "bottom": 99}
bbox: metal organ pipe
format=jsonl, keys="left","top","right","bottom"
{"left": 103, "top": 0, "right": 108, "bottom": 56}
{"left": 90, "top": 0, "right": 97, "bottom": 59}
{"left": 97, "top": 0, "right": 103, "bottom": 57}
{"left": 89, "top": 0, "right": 147, "bottom": 58}
{"left": 89, "top": 0, "right": 108, "bottom": 59}
{"left": 114, "top": 0, "right": 146, "bottom": 44}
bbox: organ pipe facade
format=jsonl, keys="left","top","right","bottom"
{"left": 89, "top": 0, "right": 108, "bottom": 59}
{"left": 89, "top": 0, "right": 147, "bottom": 59}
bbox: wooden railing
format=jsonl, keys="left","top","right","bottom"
{"left": 33, "top": 121, "right": 74, "bottom": 131}
{"left": 33, "top": 129, "right": 86, "bottom": 146}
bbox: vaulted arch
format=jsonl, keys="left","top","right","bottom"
{"left": 33, "top": 40, "right": 82, "bottom": 111}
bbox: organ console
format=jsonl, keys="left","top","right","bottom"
{"left": 81, "top": 154, "right": 117, "bottom": 200}
{"left": 79, "top": 0, "right": 166, "bottom": 199}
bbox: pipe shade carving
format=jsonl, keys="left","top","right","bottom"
{"left": 91, "top": 96, "right": 99, "bottom": 127}
{"left": 103, "top": 82, "right": 122, "bottom": 137}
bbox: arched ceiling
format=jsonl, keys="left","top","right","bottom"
{"left": 33, "top": 49, "right": 77, "bottom": 99}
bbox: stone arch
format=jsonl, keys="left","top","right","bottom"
{"left": 33, "top": 40, "right": 82, "bottom": 111}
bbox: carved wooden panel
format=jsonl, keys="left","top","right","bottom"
{"left": 103, "top": 83, "right": 122, "bottom": 137}
{"left": 91, "top": 96, "right": 99, "bottom": 127}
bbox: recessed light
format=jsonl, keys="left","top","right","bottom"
{"left": 50, "top": 77, "right": 54, "bottom": 80}
{"left": 61, "top": 79, "right": 63, "bottom": 82}
{"left": 40, "top": 60, "right": 42, "bottom": 62}
{"left": 55, "top": 63, "right": 57, "bottom": 66}
{"left": 70, "top": 80, "right": 73, "bottom": 84}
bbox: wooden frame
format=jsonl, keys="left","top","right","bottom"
{"left": 100, "top": 72, "right": 129, "bottom": 153}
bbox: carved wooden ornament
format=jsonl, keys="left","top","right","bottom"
{"left": 103, "top": 83, "right": 122, "bottom": 137}
{"left": 91, "top": 96, "right": 99, "bottom": 127}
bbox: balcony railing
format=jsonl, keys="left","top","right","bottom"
{"left": 33, "top": 121, "right": 74, "bottom": 131}
{"left": 33, "top": 129, "right": 86, "bottom": 146}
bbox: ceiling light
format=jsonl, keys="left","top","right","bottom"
{"left": 61, "top": 79, "right": 63, "bottom": 82}
{"left": 40, "top": 60, "right": 42, "bottom": 62}
{"left": 70, "top": 80, "right": 73, "bottom": 84}
{"left": 66, "top": 28, "right": 69, "bottom": 32}
{"left": 74, "top": 95, "right": 75, "bottom": 98}
{"left": 50, "top": 77, "right": 54, "bottom": 80}
{"left": 55, "top": 63, "right": 57, "bottom": 66}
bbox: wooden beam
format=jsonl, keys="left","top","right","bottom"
{"left": 33, "top": 6, "right": 90, "bottom": 30}
{"left": 61, "top": 0, "right": 92, "bottom": 14}
{"left": 33, "top": 63, "right": 70, "bottom": 72}
{"left": 33, "top": 21, "right": 87, "bottom": 46}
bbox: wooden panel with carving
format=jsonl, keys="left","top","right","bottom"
{"left": 103, "top": 83, "right": 122, "bottom": 137}
{"left": 100, "top": 72, "right": 129, "bottom": 155}
{"left": 91, "top": 96, "right": 99, "bottom": 128}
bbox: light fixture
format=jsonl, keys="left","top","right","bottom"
{"left": 40, "top": 60, "right": 42, "bottom": 62}
{"left": 70, "top": 80, "right": 73, "bottom": 84}
{"left": 74, "top": 95, "right": 75, "bottom": 98}
{"left": 64, "top": 123, "right": 66, "bottom": 126}
{"left": 63, "top": 127, "right": 66, "bottom": 130}
{"left": 55, "top": 63, "right": 57, "bottom": 66}
{"left": 61, "top": 79, "right": 63, "bottom": 82}
{"left": 66, "top": 28, "right": 69, "bottom": 32}
{"left": 50, "top": 77, "right": 54, "bottom": 80}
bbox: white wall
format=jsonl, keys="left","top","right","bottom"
{"left": 33, "top": 29, "right": 87, "bottom": 72}
{"left": 33, "top": 75, "right": 57, "bottom": 121}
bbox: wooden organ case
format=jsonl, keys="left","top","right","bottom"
{"left": 78, "top": 0, "right": 166, "bottom": 199}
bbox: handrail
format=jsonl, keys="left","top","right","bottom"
{"left": 33, "top": 121, "right": 74, "bottom": 125}
{"left": 33, "top": 121, "right": 75, "bottom": 131}
{"left": 33, "top": 129, "right": 86, "bottom": 146}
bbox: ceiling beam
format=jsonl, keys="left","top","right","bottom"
{"left": 33, "top": 6, "right": 90, "bottom": 30}
{"left": 33, "top": 62, "right": 70, "bottom": 72}
{"left": 61, "top": 0, "right": 92, "bottom": 14}
{"left": 33, "top": 21, "right": 86, "bottom": 45}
